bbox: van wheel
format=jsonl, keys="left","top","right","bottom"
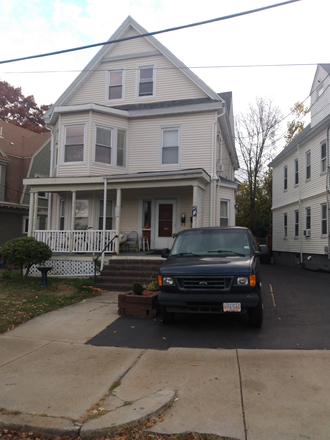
{"left": 161, "top": 306, "right": 175, "bottom": 324}
{"left": 248, "top": 301, "right": 263, "bottom": 328}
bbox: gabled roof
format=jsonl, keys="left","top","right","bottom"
{"left": 45, "top": 16, "right": 222, "bottom": 121}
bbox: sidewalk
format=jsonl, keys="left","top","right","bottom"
{"left": 0, "top": 292, "right": 329, "bottom": 440}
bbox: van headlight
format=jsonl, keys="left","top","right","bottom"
{"left": 163, "top": 276, "right": 175, "bottom": 286}
{"left": 236, "top": 276, "right": 249, "bottom": 286}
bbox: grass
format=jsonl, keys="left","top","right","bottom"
{"left": 0, "top": 269, "right": 103, "bottom": 334}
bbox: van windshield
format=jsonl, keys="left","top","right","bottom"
{"left": 171, "top": 230, "right": 251, "bottom": 257}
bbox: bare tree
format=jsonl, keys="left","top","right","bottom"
{"left": 235, "top": 97, "right": 282, "bottom": 235}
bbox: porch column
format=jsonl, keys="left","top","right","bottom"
{"left": 115, "top": 188, "right": 122, "bottom": 253}
{"left": 70, "top": 191, "right": 76, "bottom": 252}
{"left": 192, "top": 185, "right": 198, "bottom": 229}
{"left": 28, "top": 191, "right": 35, "bottom": 237}
{"left": 31, "top": 192, "right": 38, "bottom": 237}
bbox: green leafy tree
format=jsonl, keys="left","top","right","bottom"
{"left": 285, "top": 102, "right": 310, "bottom": 146}
{"left": 235, "top": 97, "right": 281, "bottom": 235}
{"left": 0, "top": 80, "right": 51, "bottom": 133}
{"left": 236, "top": 169, "right": 273, "bottom": 238}
{"left": 0, "top": 237, "right": 52, "bottom": 280}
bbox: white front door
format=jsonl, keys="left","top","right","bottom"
{"left": 155, "top": 200, "right": 176, "bottom": 249}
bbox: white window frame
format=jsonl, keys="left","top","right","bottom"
{"left": 283, "top": 166, "right": 288, "bottom": 190}
{"left": 98, "top": 199, "right": 114, "bottom": 230}
{"left": 294, "top": 210, "right": 299, "bottom": 237}
{"left": 106, "top": 69, "right": 125, "bottom": 102}
{"left": 283, "top": 213, "right": 287, "bottom": 238}
{"left": 62, "top": 124, "right": 86, "bottom": 164}
{"left": 294, "top": 158, "right": 299, "bottom": 185}
{"left": 116, "top": 128, "right": 127, "bottom": 168}
{"left": 321, "top": 203, "right": 327, "bottom": 236}
{"left": 321, "top": 141, "right": 326, "bottom": 174}
{"left": 136, "top": 64, "right": 156, "bottom": 99}
{"left": 306, "top": 150, "right": 311, "bottom": 180}
{"left": 94, "top": 124, "right": 113, "bottom": 165}
{"left": 219, "top": 199, "right": 230, "bottom": 226}
{"left": 59, "top": 199, "right": 66, "bottom": 230}
{"left": 159, "top": 126, "right": 181, "bottom": 166}
{"left": 305, "top": 207, "right": 311, "bottom": 230}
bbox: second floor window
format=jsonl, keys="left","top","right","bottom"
{"left": 321, "top": 142, "right": 326, "bottom": 173}
{"left": 284, "top": 213, "right": 287, "bottom": 237}
{"left": 284, "top": 166, "right": 288, "bottom": 190}
{"left": 294, "top": 159, "right": 299, "bottom": 185}
{"left": 306, "top": 207, "right": 311, "bottom": 230}
{"left": 64, "top": 125, "right": 84, "bottom": 162}
{"left": 306, "top": 151, "right": 311, "bottom": 180}
{"left": 139, "top": 67, "right": 153, "bottom": 96}
{"left": 161, "top": 128, "right": 180, "bottom": 165}
{"left": 117, "top": 129, "right": 126, "bottom": 167}
{"left": 95, "top": 127, "right": 111, "bottom": 164}
{"left": 109, "top": 70, "right": 123, "bottom": 100}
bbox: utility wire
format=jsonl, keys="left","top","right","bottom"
{"left": 0, "top": 0, "right": 301, "bottom": 65}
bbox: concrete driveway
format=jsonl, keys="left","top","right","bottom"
{"left": 0, "top": 264, "right": 330, "bottom": 440}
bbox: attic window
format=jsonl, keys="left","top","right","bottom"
{"left": 139, "top": 66, "right": 153, "bottom": 96}
{"left": 109, "top": 70, "right": 123, "bottom": 100}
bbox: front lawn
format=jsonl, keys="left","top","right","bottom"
{"left": 0, "top": 270, "right": 102, "bottom": 334}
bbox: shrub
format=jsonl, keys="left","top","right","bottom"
{"left": 0, "top": 237, "right": 52, "bottom": 281}
{"left": 147, "top": 280, "right": 159, "bottom": 292}
{"left": 132, "top": 281, "right": 144, "bottom": 295}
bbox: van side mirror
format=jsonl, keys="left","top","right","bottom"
{"left": 161, "top": 248, "right": 170, "bottom": 259}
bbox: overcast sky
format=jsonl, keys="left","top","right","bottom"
{"left": 0, "top": 0, "right": 329, "bottom": 149}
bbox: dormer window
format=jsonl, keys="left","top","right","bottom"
{"left": 138, "top": 66, "right": 154, "bottom": 97}
{"left": 109, "top": 70, "right": 123, "bottom": 100}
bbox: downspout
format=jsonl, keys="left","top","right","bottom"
{"left": 46, "top": 124, "right": 54, "bottom": 231}
{"left": 211, "top": 108, "right": 225, "bottom": 226}
{"left": 101, "top": 178, "right": 108, "bottom": 271}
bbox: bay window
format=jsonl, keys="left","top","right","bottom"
{"left": 64, "top": 125, "right": 84, "bottom": 163}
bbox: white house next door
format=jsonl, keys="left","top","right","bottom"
{"left": 155, "top": 200, "right": 176, "bottom": 249}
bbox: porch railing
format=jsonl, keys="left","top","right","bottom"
{"left": 34, "top": 230, "right": 117, "bottom": 253}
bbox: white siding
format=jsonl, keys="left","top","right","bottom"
{"left": 66, "top": 28, "right": 207, "bottom": 106}
{"left": 311, "top": 66, "right": 330, "bottom": 128}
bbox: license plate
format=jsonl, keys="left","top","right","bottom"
{"left": 223, "top": 303, "right": 241, "bottom": 312}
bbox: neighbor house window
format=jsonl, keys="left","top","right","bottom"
{"left": 284, "top": 166, "right": 288, "bottom": 190}
{"left": 117, "top": 129, "right": 126, "bottom": 167}
{"left": 284, "top": 213, "right": 287, "bottom": 237}
{"left": 138, "top": 66, "right": 154, "bottom": 96}
{"left": 99, "top": 200, "right": 113, "bottom": 230}
{"left": 220, "top": 200, "right": 229, "bottom": 226}
{"left": 294, "top": 210, "right": 299, "bottom": 237}
{"left": 64, "top": 125, "right": 84, "bottom": 162}
{"left": 306, "top": 207, "right": 311, "bottom": 230}
{"left": 161, "top": 127, "right": 180, "bottom": 165}
{"left": 321, "top": 204, "right": 327, "bottom": 235}
{"left": 294, "top": 159, "right": 299, "bottom": 185}
{"left": 321, "top": 142, "right": 326, "bottom": 173}
{"left": 95, "top": 126, "right": 112, "bottom": 164}
{"left": 306, "top": 151, "right": 311, "bottom": 180}
{"left": 108, "top": 70, "right": 123, "bottom": 100}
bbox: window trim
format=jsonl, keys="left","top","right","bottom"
{"left": 159, "top": 125, "right": 181, "bottom": 166}
{"left": 306, "top": 150, "right": 311, "bottom": 180}
{"left": 136, "top": 64, "right": 156, "bottom": 99}
{"left": 283, "top": 165, "right": 288, "bottom": 191}
{"left": 294, "top": 210, "right": 299, "bottom": 237}
{"left": 321, "top": 141, "right": 326, "bottom": 174}
{"left": 62, "top": 123, "right": 86, "bottom": 164}
{"left": 93, "top": 124, "right": 113, "bottom": 166}
{"left": 106, "top": 69, "right": 125, "bottom": 102}
{"left": 294, "top": 158, "right": 299, "bottom": 186}
{"left": 283, "top": 213, "right": 287, "bottom": 238}
{"left": 321, "top": 203, "right": 327, "bottom": 236}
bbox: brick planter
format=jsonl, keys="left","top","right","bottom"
{"left": 118, "top": 291, "right": 160, "bottom": 318}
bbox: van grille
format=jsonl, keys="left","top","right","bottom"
{"left": 177, "top": 276, "right": 233, "bottom": 291}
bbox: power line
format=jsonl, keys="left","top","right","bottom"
{"left": 0, "top": 0, "right": 301, "bottom": 65}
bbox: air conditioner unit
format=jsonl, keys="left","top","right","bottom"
{"left": 304, "top": 229, "right": 311, "bottom": 237}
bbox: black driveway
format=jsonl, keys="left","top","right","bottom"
{"left": 87, "top": 264, "right": 330, "bottom": 350}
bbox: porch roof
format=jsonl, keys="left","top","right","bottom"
{"left": 23, "top": 168, "right": 211, "bottom": 193}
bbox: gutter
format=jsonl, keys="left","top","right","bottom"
{"left": 211, "top": 108, "right": 225, "bottom": 226}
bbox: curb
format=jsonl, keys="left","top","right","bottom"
{"left": 0, "top": 389, "right": 176, "bottom": 439}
